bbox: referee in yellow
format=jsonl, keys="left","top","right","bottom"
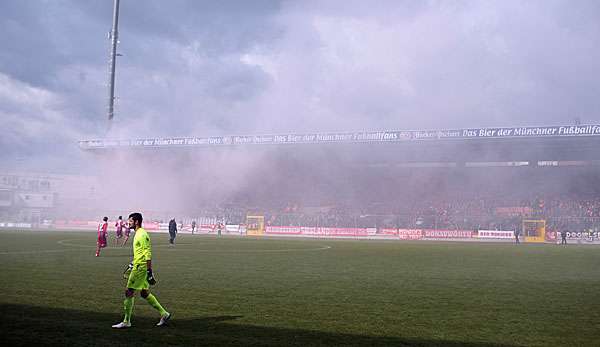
{"left": 112, "top": 212, "right": 171, "bottom": 328}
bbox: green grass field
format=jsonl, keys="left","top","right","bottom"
{"left": 1, "top": 230, "right": 599, "bottom": 346}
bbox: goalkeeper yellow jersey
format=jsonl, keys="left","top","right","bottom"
{"left": 132, "top": 227, "right": 152, "bottom": 265}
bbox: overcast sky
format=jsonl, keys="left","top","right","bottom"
{"left": 1, "top": 0, "right": 599, "bottom": 172}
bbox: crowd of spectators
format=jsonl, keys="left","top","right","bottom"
{"left": 257, "top": 195, "right": 600, "bottom": 233}
{"left": 4, "top": 195, "right": 599, "bottom": 234}
{"left": 116, "top": 192, "right": 600, "bottom": 234}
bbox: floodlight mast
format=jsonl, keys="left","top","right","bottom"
{"left": 107, "top": 0, "right": 120, "bottom": 123}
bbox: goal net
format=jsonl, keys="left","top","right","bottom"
{"left": 522, "top": 219, "right": 546, "bottom": 243}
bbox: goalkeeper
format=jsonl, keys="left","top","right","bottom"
{"left": 112, "top": 212, "right": 171, "bottom": 329}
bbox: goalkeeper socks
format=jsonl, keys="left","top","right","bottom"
{"left": 145, "top": 293, "right": 168, "bottom": 316}
{"left": 123, "top": 297, "right": 134, "bottom": 323}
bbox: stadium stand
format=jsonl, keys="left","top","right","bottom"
{"left": 75, "top": 124, "right": 600, "bottom": 239}
{"left": 6, "top": 124, "right": 600, "bottom": 241}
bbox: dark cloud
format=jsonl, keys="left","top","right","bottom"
{"left": 1, "top": 0, "right": 600, "bottom": 172}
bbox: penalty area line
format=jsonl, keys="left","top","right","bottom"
{"left": 56, "top": 239, "right": 332, "bottom": 253}
{"left": 0, "top": 248, "right": 85, "bottom": 255}
{"left": 171, "top": 245, "right": 333, "bottom": 253}
{"left": 57, "top": 239, "right": 196, "bottom": 249}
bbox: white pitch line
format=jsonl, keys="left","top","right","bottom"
{"left": 174, "top": 245, "right": 333, "bottom": 253}
{"left": 57, "top": 239, "right": 332, "bottom": 253}
{"left": 0, "top": 248, "right": 83, "bottom": 255}
{"left": 57, "top": 239, "right": 195, "bottom": 249}
{"left": 0, "top": 238, "right": 121, "bottom": 255}
{"left": 0, "top": 240, "right": 331, "bottom": 255}
{"left": 57, "top": 239, "right": 98, "bottom": 248}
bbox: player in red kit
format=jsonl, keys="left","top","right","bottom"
{"left": 96, "top": 216, "right": 109, "bottom": 257}
{"left": 115, "top": 216, "right": 124, "bottom": 246}
{"left": 122, "top": 217, "right": 131, "bottom": 246}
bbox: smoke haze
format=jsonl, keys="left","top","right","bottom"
{"left": 1, "top": 0, "right": 599, "bottom": 218}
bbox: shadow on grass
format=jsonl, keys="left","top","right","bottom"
{"left": 1, "top": 303, "right": 515, "bottom": 347}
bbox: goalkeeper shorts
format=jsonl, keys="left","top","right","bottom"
{"left": 126, "top": 263, "right": 149, "bottom": 290}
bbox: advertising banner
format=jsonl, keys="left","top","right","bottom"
{"left": 225, "top": 224, "right": 240, "bottom": 233}
{"left": 379, "top": 228, "right": 424, "bottom": 239}
{"left": 397, "top": 229, "right": 424, "bottom": 240}
{"left": 0, "top": 222, "right": 32, "bottom": 228}
{"left": 296, "top": 227, "right": 322, "bottom": 236}
{"left": 80, "top": 124, "right": 600, "bottom": 150}
{"left": 321, "top": 227, "right": 369, "bottom": 236}
{"left": 266, "top": 226, "right": 481, "bottom": 240}
{"left": 378, "top": 228, "right": 400, "bottom": 236}
{"left": 556, "top": 231, "right": 600, "bottom": 244}
{"left": 198, "top": 224, "right": 216, "bottom": 233}
{"left": 477, "top": 230, "right": 515, "bottom": 239}
{"left": 266, "top": 226, "right": 370, "bottom": 237}
{"left": 266, "top": 226, "right": 302, "bottom": 235}
{"left": 423, "top": 229, "right": 474, "bottom": 239}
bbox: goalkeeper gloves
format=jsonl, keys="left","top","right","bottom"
{"left": 147, "top": 269, "right": 157, "bottom": 285}
{"left": 122, "top": 262, "right": 134, "bottom": 279}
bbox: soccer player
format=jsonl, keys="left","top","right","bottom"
{"left": 114, "top": 216, "right": 124, "bottom": 246}
{"left": 95, "top": 216, "right": 108, "bottom": 257}
{"left": 112, "top": 212, "right": 171, "bottom": 329}
{"left": 121, "top": 217, "right": 131, "bottom": 247}
{"left": 560, "top": 229, "right": 568, "bottom": 245}
{"left": 168, "top": 218, "right": 177, "bottom": 245}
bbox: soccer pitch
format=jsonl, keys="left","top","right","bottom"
{"left": 1, "top": 230, "right": 599, "bottom": 346}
